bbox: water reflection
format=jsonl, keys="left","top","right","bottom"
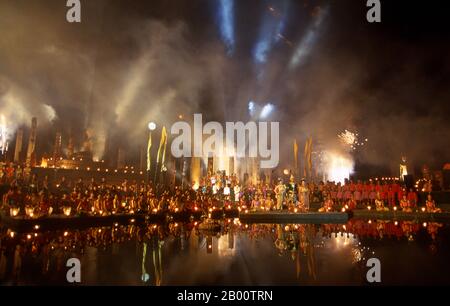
{"left": 0, "top": 219, "right": 449, "bottom": 285}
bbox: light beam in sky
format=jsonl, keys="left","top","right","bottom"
{"left": 217, "top": 0, "right": 235, "bottom": 55}
{"left": 253, "top": 1, "right": 289, "bottom": 64}
{"left": 289, "top": 6, "right": 328, "bottom": 69}
{"left": 259, "top": 103, "right": 274, "bottom": 119}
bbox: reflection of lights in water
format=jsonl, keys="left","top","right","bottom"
{"left": 218, "top": 235, "right": 236, "bottom": 257}
{"left": 141, "top": 273, "right": 150, "bottom": 282}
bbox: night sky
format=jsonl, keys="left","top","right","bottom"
{"left": 0, "top": 0, "right": 449, "bottom": 174}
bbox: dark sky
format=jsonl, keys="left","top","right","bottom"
{"left": 0, "top": 0, "right": 449, "bottom": 173}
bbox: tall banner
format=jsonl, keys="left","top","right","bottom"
{"left": 303, "top": 139, "right": 308, "bottom": 178}
{"left": 307, "top": 137, "right": 313, "bottom": 180}
{"left": 157, "top": 126, "right": 168, "bottom": 170}
{"left": 146, "top": 131, "right": 152, "bottom": 172}
{"left": 207, "top": 155, "right": 214, "bottom": 177}
{"left": 303, "top": 137, "right": 313, "bottom": 180}
{"left": 294, "top": 139, "right": 298, "bottom": 178}
{"left": 155, "top": 126, "right": 168, "bottom": 183}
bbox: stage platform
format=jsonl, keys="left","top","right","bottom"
{"left": 239, "top": 211, "right": 350, "bottom": 224}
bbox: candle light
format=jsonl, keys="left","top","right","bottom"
{"left": 25, "top": 207, "right": 35, "bottom": 218}
{"left": 10, "top": 207, "right": 20, "bottom": 217}
{"left": 367, "top": 206, "right": 371, "bottom": 211}
{"left": 63, "top": 207, "right": 72, "bottom": 216}
{"left": 393, "top": 206, "right": 397, "bottom": 211}
{"left": 421, "top": 207, "right": 426, "bottom": 212}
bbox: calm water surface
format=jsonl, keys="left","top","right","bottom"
{"left": 1, "top": 219, "right": 450, "bottom": 285}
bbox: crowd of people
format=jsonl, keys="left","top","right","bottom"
{"left": 0, "top": 162, "right": 443, "bottom": 218}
